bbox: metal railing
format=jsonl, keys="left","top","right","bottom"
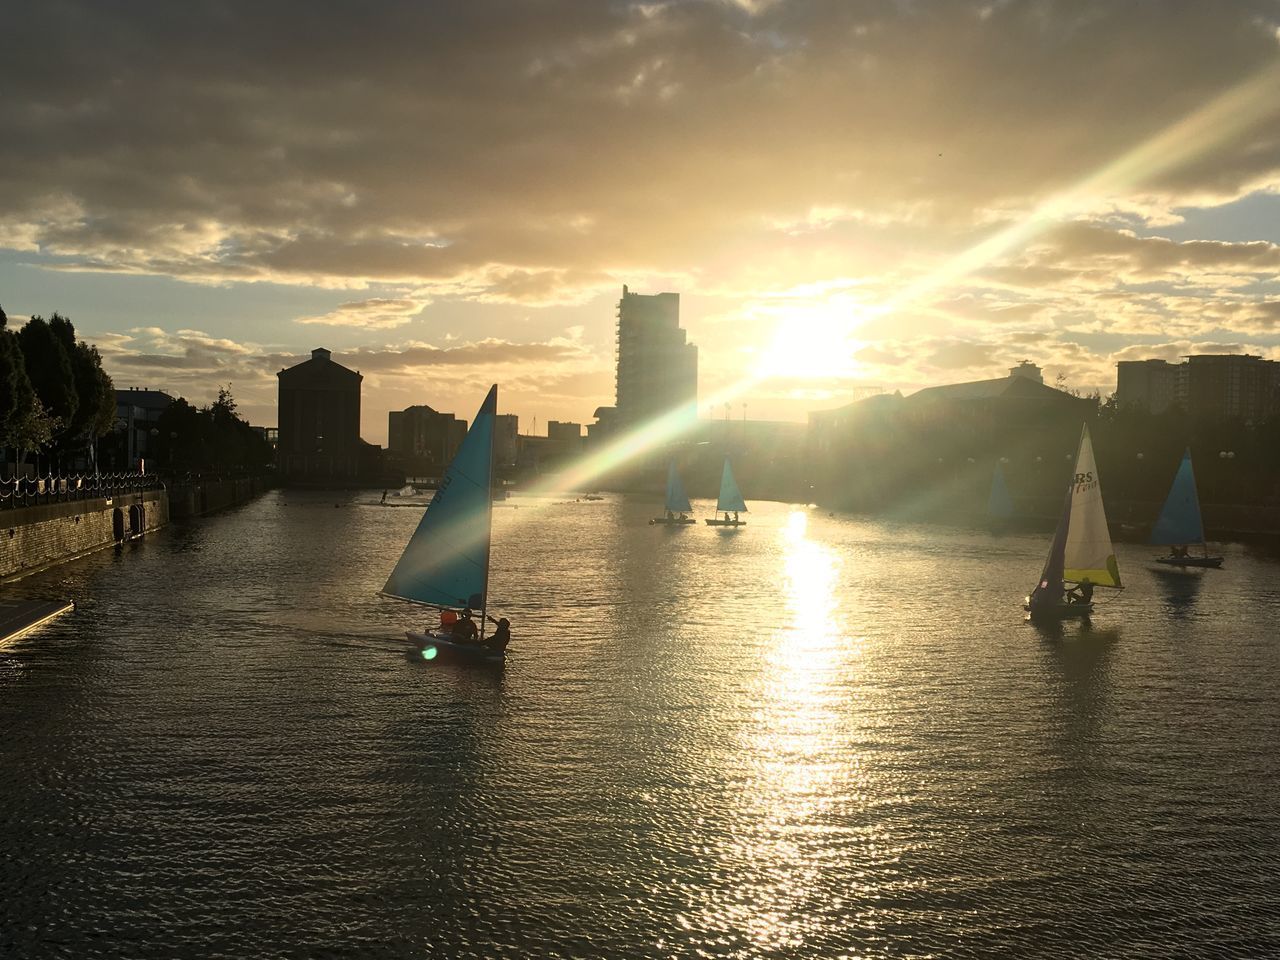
{"left": 0, "top": 472, "right": 164, "bottom": 510}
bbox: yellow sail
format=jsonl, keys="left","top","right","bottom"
{"left": 1062, "top": 424, "right": 1122, "bottom": 588}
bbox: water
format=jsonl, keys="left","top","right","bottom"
{"left": 3, "top": 490, "right": 1279, "bottom": 958}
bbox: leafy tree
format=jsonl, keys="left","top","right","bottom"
{"left": 153, "top": 387, "right": 273, "bottom": 474}
{"left": 0, "top": 307, "right": 46, "bottom": 465}
{"left": 8, "top": 395, "right": 58, "bottom": 465}
{"left": 72, "top": 341, "right": 116, "bottom": 440}
{"left": 18, "top": 314, "right": 78, "bottom": 437}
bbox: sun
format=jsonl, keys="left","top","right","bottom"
{"left": 752, "top": 296, "right": 872, "bottom": 381}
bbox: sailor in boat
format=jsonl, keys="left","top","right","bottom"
{"left": 1066, "top": 580, "right": 1094, "bottom": 605}
{"left": 724, "top": 512, "right": 731, "bottom": 523}
{"left": 483, "top": 617, "right": 512, "bottom": 654}
{"left": 451, "top": 608, "right": 480, "bottom": 643}
{"left": 1171, "top": 545, "right": 1189, "bottom": 559}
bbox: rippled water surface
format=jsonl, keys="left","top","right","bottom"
{"left": 3, "top": 490, "right": 1279, "bottom": 958}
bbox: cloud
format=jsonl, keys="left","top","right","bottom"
{"left": 4, "top": 1, "right": 1280, "bottom": 297}
{"left": 7, "top": 1, "right": 1280, "bottom": 423}
{"left": 296, "top": 298, "right": 426, "bottom": 328}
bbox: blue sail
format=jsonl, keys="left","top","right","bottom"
{"left": 715, "top": 458, "right": 748, "bottom": 513}
{"left": 987, "top": 463, "right": 1014, "bottom": 520}
{"left": 382, "top": 385, "right": 496, "bottom": 609}
{"left": 664, "top": 462, "right": 693, "bottom": 514}
{"left": 1150, "top": 448, "right": 1205, "bottom": 546}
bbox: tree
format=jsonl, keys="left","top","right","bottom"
{"left": 153, "top": 387, "right": 272, "bottom": 474}
{"left": 0, "top": 307, "right": 45, "bottom": 466}
{"left": 8, "top": 395, "right": 58, "bottom": 466}
{"left": 72, "top": 341, "right": 116, "bottom": 440}
{"left": 18, "top": 314, "right": 78, "bottom": 439}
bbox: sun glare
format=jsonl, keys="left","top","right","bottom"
{"left": 753, "top": 298, "right": 872, "bottom": 381}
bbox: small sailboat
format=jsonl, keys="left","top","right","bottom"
{"left": 1026, "top": 424, "right": 1122, "bottom": 622}
{"left": 705, "top": 457, "right": 747, "bottom": 526}
{"left": 650, "top": 461, "right": 696, "bottom": 525}
{"left": 381, "top": 384, "right": 510, "bottom": 663}
{"left": 987, "top": 462, "right": 1014, "bottom": 530}
{"left": 1151, "top": 449, "right": 1223, "bottom": 569}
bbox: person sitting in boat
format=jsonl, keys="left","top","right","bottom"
{"left": 1171, "top": 544, "right": 1189, "bottom": 558}
{"left": 724, "top": 512, "right": 732, "bottom": 523}
{"left": 665, "top": 510, "right": 674, "bottom": 521}
{"left": 451, "top": 608, "right": 479, "bottom": 643}
{"left": 679, "top": 512, "right": 689, "bottom": 521}
{"left": 1066, "top": 580, "right": 1094, "bottom": 605}
{"left": 484, "top": 617, "right": 512, "bottom": 653}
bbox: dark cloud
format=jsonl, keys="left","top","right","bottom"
{"left": 4, "top": 1, "right": 1280, "bottom": 296}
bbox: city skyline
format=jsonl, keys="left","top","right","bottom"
{"left": 5, "top": 2, "right": 1280, "bottom": 445}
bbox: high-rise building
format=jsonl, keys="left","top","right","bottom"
{"left": 1116, "top": 359, "right": 1180, "bottom": 413}
{"left": 1117, "top": 354, "right": 1280, "bottom": 419}
{"left": 615, "top": 285, "right": 697, "bottom": 428}
{"left": 387, "top": 404, "right": 467, "bottom": 471}
{"left": 277, "top": 348, "right": 363, "bottom": 481}
{"left": 1183, "top": 354, "right": 1279, "bottom": 421}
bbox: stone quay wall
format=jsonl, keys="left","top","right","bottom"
{"left": 1, "top": 489, "right": 168, "bottom": 581}
{"left": 1, "top": 475, "right": 272, "bottom": 580}
{"left": 166, "top": 476, "right": 271, "bottom": 519}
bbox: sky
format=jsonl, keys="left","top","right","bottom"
{"left": 3, "top": 0, "right": 1280, "bottom": 445}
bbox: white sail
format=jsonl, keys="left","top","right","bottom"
{"left": 1062, "top": 424, "right": 1121, "bottom": 588}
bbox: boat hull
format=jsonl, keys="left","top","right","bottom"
{"left": 1154, "top": 555, "right": 1223, "bottom": 569}
{"left": 1024, "top": 601, "right": 1093, "bottom": 622}
{"left": 650, "top": 517, "right": 695, "bottom": 525}
{"left": 705, "top": 519, "right": 746, "bottom": 526}
{"left": 407, "top": 630, "right": 506, "bottom": 664}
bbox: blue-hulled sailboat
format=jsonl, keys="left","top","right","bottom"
{"left": 705, "top": 458, "right": 748, "bottom": 526}
{"left": 650, "top": 461, "right": 696, "bottom": 525}
{"left": 382, "top": 384, "right": 510, "bottom": 663}
{"left": 1151, "top": 449, "right": 1223, "bottom": 569}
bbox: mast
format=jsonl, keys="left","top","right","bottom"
{"left": 479, "top": 385, "right": 497, "bottom": 641}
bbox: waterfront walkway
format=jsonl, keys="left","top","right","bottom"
{"left": 0, "top": 599, "right": 74, "bottom": 644}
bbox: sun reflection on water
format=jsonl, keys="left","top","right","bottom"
{"left": 689, "top": 509, "right": 898, "bottom": 953}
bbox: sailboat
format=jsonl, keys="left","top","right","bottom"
{"left": 1025, "top": 424, "right": 1122, "bottom": 621}
{"left": 1151, "top": 449, "right": 1223, "bottom": 568}
{"left": 650, "top": 461, "right": 696, "bottom": 525}
{"left": 987, "top": 462, "right": 1014, "bottom": 530}
{"left": 381, "top": 384, "right": 509, "bottom": 663}
{"left": 705, "top": 457, "right": 748, "bottom": 526}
